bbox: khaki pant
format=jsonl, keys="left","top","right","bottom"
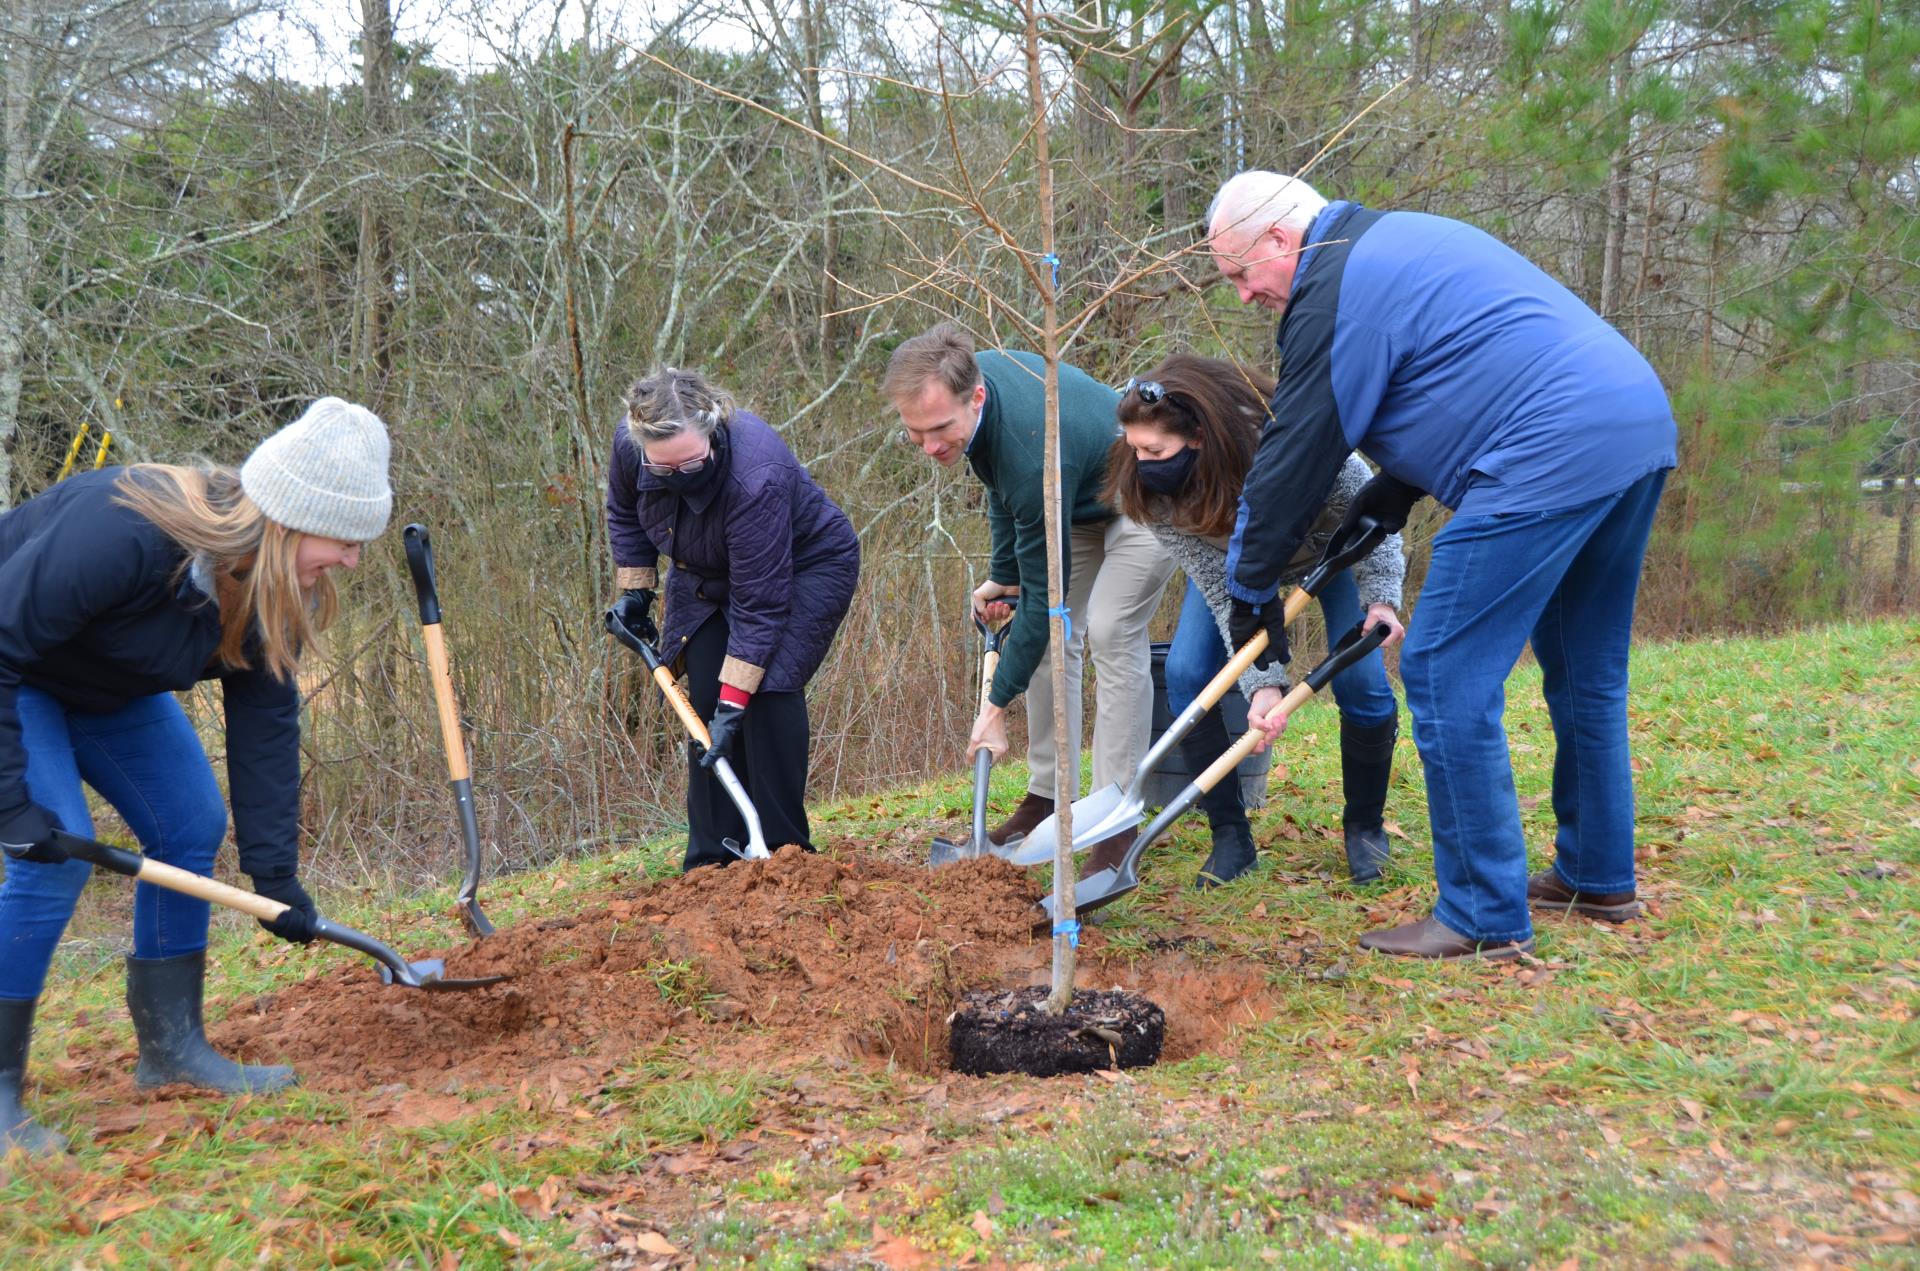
{"left": 1024, "top": 516, "right": 1177, "bottom": 801}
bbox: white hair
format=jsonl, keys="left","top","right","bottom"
{"left": 1206, "top": 171, "right": 1329, "bottom": 244}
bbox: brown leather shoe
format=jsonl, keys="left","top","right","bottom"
{"left": 988, "top": 792, "right": 1054, "bottom": 847}
{"left": 1082, "top": 829, "right": 1133, "bottom": 877}
{"left": 1358, "top": 914, "right": 1534, "bottom": 961}
{"left": 1526, "top": 867, "right": 1640, "bottom": 922}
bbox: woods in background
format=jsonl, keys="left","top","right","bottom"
{"left": 1, "top": 0, "right": 1914, "bottom": 887}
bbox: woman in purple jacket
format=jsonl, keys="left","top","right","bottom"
{"left": 605, "top": 369, "right": 860, "bottom": 871}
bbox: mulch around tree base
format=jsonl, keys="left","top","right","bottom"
{"left": 949, "top": 985, "right": 1164, "bottom": 1077}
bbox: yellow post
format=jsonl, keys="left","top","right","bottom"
{"left": 90, "top": 431, "right": 113, "bottom": 469}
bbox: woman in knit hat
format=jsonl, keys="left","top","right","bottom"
{"left": 0, "top": 397, "right": 391, "bottom": 1155}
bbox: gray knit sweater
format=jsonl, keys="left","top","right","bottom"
{"left": 1146, "top": 453, "right": 1405, "bottom": 698}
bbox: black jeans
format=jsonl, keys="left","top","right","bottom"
{"left": 681, "top": 613, "right": 815, "bottom": 870}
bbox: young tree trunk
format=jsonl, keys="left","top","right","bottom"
{"left": 1598, "top": 53, "right": 1631, "bottom": 318}
{"left": 1896, "top": 438, "right": 1916, "bottom": 606}
{"left": 798, "top": 0, "right": 840, "bottom": 362}
{"left": 1024, "top": 0, "right": 1076, "bottom": 1018}
{"left": 0, "top": 3, "right": 34, "bottom": 508}
{"left": 355, "top": 0, "right": 396, "bottom": 417}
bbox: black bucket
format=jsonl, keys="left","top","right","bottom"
{"left": 1143, "top": 641, "right": 1273, "bottom": 809}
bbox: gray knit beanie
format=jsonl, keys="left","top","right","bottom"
{"left": 240, "top": 397, "right": 393, "bottom": 541}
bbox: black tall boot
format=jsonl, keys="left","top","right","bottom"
{"left": 0, "top": 997, "right": 66, "bottom": 1156}
{"left": 1184, "top": 707, "right": 1258, "bottom": 889}
{"left": 126, "top": 952, "right": 296, "bottom": 1093}
{"left": 1341, "top": 715, "right": 1399, "bottom": 884}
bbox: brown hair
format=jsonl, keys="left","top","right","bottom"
{"left": 882, "top": 321, "right": 981, "bottom": 403}
{"left": 1106, "top": 354, "right": 1274, "bottom": 539}
{"left": 113, "top": 465, "right": 336, "bottom": 681}
{"left": 625, "top": 367, "right": 735, "bottom": 443}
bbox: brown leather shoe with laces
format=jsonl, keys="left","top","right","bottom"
{"left": 1358, "top": 914, "right": 1534, "bottom": 961}
{"left": 1526, "top": 867, "right": 1640, "bottom": 922}
{"left": 988, "top": 792, "right": 1054, "bottom": 848}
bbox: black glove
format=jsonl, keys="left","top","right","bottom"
{"left": 1228, "top": 597, "right": 1292, "bottom": 671}
{"left": 1341, "top": 472, "right": 1427, "bottom": 538}
{"left": 251, "top": 874, "right": 319, "bottom": 944}
{"left": 697, "top": 701, "right": 746, "bottom": 771}
{"left": 0, "top": 802, "right": 66, "bottom": 865}
{"left": 609, "top": 588, "right": 658, "bottom": 645}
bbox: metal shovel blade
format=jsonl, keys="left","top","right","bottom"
{"left": 1004, "top": 782, "right": 1131, "bottom": 867}
{"left": 317, "top": 918, "right": 509, "bottom": 993}
{"left": 930, "top": 747, "right": 997, "bottom": 868}
{"left": 375, "top": 957, "right": 509, "bottom": 993}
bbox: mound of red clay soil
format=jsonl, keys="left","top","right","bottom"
{"left": 205, "top": 847, "right": 1279, "bottom": 1096}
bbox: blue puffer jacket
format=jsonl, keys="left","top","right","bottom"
{"left": 0, "top": 469, "right": 302, "bottom": 881}
{"left": 606, "top": 411, "right": 860, "bottom": 694}
{"left": 1225, "top": 201, "right": 1679, "bottom": 604}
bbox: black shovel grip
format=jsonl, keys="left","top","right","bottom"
{"left": 1303, "top": 619, "right": 1392, "bottom": 694}
{"left": 973, "top": 595, "right": 1017, "bottom": 654}
{"left": 605, "top": 605, "right": 667, "bottom": 673}
{"left": 403, "top": 524, "right": 441, "bottom": 625}
{"left": 49, "top": 830, "right": 142, "bottom": 878}
{"left": 1301, "top": 516, "right": 1389, "bottom": 599}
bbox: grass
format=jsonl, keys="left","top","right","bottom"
{"left": 3, "top": 618, "right": 1917, "bottom": 1268}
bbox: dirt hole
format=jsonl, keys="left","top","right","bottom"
{"left": 202, "top": 848, "right": 1279, "bottom": 1095}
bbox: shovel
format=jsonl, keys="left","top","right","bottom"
{"left": 402, "top": 524, "right": 494, "bottom": 938}
{"left": 605, "top": 606, "right": 771, "bottom": 861}
{"left": 52, "top": 831, "right": 508, "bottom": 991}
{"left": 1007, "top": 516, "right": 1392, "bottom": 867}
{"left": 1035, "top": 617, "right": 1393, "bottom": 928}
{"left": 930, "top": 606, "right": 1015, "bottom": 867}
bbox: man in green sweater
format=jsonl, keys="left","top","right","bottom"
{"left": 884, "top": 323, "right": 1176, "bottom": 868}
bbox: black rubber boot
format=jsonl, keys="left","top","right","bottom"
{"left": 126, "top": 952, "right": 297, "bottom": 1093}
{"left": 1185, "top": 707, "right": 1258, "bottom": 889}
{"left": 1341, "top": 716, "right": 1399, "bottom": 884}
{"left": 1, "top": 997, "right": 66, "bottom": 1156}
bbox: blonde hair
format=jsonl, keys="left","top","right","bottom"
{"left": 625, "top": 368, "right": 735, "bottom": 443}
{"left": 113, "top": 465, "right": 335, "bottom": 681}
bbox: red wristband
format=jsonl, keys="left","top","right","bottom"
{"left": 718, "top": 684, "right": 751, "bottom": 709}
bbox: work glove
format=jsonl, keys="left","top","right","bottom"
{"left": 1338, "top": 472, "right": 1427, "bottom": 540}
{"left": 251, "top": 873, "right": 320, "bottom": 944}
{"left": 609, "top": 587, "right": 658, "bottom": 645}
{"left": 1228, "top": 597, "right": 1292, "bottom": 672}
{"left": 697, "top": 700, "right": 747, "bottom": 771}
{"left": 0, "top": 802, "right": 66, "bottom": 865}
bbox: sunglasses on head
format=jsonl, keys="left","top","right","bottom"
{"left": 1123, "top": 377, "right": 1168, "bottom": 404}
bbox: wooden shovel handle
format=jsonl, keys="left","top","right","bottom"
{"left": 653, "top": 666, "right": 713, "bottom": 746}
{"left": 977, "top": 649, "right": 1000, "bottom": 715}
{"left": 134, "top": 855, "right": 288, "bottom": 924}
{"left": 1196, "top": 678, "right": 1317, "bottom": 791}
{"left": 421, "top": 624, "right": 470, "bottom": 782}
{"left": 1190, "top": 586, "right": 1315, "bottom": 715}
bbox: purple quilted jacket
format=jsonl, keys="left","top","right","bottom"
{"left": 606, "top": 410, "right": 859, "bottom": 694}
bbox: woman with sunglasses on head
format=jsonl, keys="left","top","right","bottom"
{"left": 1, "top": 399, "right": 391, "bottom": 1155}
{"left": 1109, "top": 354, "right": 1408, "bottom": 888}
{"left": 605, "top": 368, "right": 859, "bottom": 872}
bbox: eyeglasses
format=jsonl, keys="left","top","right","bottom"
{"left": 1123, "top": 377, "right": 1167, "bottom": 404}
{"left": 640, "top": 442, "right": 713, "bottom": 477}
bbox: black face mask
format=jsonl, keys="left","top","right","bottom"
{"left": 1136, "top": 445, "right": 1198, "bottom": 496}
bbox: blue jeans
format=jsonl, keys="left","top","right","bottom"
{"left": 1400, "top": 469, "right": 1667, "bottom": 944}
{"left": 0, "top": 687, "right": 228, "bottom": 1000}
{"left": 1164, "top": 571, "right": 1397, "bottom": 725}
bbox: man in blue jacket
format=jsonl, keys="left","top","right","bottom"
{"left": 1209, "top": 171, "right": 1677, "bottom": 959}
